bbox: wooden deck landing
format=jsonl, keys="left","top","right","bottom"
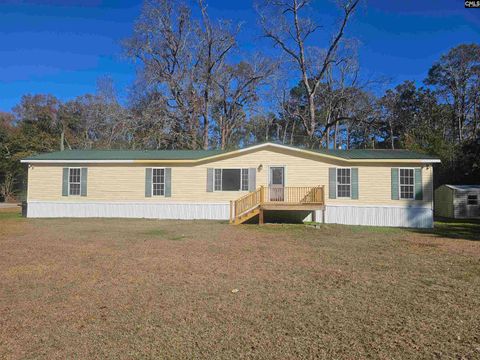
{"left": 230, "top": 186, "right": 325, "bottom": 225}
{"left": 260, "top": 203, "right": 325, "bottom": 211}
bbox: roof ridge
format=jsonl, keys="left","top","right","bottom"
{"left": 58, "top": 148, "right": 223, "bottom": 151}
{"left": 21, "top": 142, "right": 441, "bottom": 162}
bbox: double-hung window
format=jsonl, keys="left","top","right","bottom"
{"left": 214, "top": 169, "right": 249, "bottom": 191}
{"left": 152, "top": 168, "right": 165, "bottom": 196}
{"left": 399, "top": 168, "right": 414, "bottom": 200}
{"left": 337, "top": 168, "right": 351, "bottom": 198}
{"left": 69, "top": 168, "right": 81, "bottom": 196}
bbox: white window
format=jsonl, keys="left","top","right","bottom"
{"left": 152, "top": 168, "right": 165, "bottom": 196}
{"left": 214, "top": 169, "right": 249, "bottom": 191}
{"left": 337, "top": 168, "right": 351, "bottom": 198}
{"left": 399, "top": 168, "right": 414, "bottom": 200}
{"left": 69, "top": 168, "right": 81, "bottom": 196}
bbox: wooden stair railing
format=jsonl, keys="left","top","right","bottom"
{"left": 264, "top": 186, "right": 325, "bottom": 204}
{"left": 230, "top": 187, "right": 264, "bottom": 224}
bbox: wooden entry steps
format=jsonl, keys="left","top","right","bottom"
{"left": 230, "top": 186, "right": 325, "bottom": 225}
{"left": 233, "top": 206, "right": 261, "bottom": 225}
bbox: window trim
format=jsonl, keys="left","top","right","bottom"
{"left": 336, "top": 167, "right": 352, "bottom": 199}
{"left": 68, "top": 167, "right": 82, "bottom": 196}
{"left": 213, "top": 168, "right": 249, "bottom": 192}
{"left": 151, "top": 167, "right": 166, "bottom": 197}
{"left": 398, "top": 167, "right": 415, "bottom": 200}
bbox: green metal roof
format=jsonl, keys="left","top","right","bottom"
{"left": 22, "top": 143, "right": 440, "bottom": 162}
{"left": 23, "top": 149, "right": 224, "bottom": 161}
{"left": 313, "top": 148, "right": 439, "bottom": 160}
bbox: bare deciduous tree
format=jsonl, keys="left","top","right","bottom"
{"left": 197, "top": 0, "right": 239, "bottom": 149}
{"left": 124, "top": 0, "right": 202, "bottom": 149}
{"left": 258, "top": 0, "right": 360, "bottom": 145}
{"left": 425, "top": 43, "right": 480, "bottom": 142}
{"left": 124, "top": 0, "right": 241, "bottom": 149}
{"left": 214, "top": 58, "right": 275, "bottom": 149}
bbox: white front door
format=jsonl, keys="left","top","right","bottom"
{"left": 269, "top": 166, "right": 285, "bottom": 201}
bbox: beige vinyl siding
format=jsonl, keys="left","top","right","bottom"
{"left": 27, "top": 146, "right": 433, "bottom": 207}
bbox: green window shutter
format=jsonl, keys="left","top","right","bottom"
{"left": 164, "top": 168, "right": 172, "bottom": 197}
{"left": 391, "top": 168, "right": 399, "bottom": 200}
{"left": 415, "top": 168, "right": 423, "bottom": 200}
{"left": 328, "top": 168, "right": 337, "bottom": 199}
{"left": 206, "top": 168, "right": 214, "bottom": 192}
{"left": 145, "top": 168, "right": 152, "bottom": 197}
{"left": 248, "top": 168, "right": 256, "bottom": 192}
{"left": 351, "top": 168, "right": 359, "bottom": 199}
{"left": 80, "top": 168, "right": 88, "bottom": 197}
{"left": 62, "top": 168, "right": 69, "bottom": 196}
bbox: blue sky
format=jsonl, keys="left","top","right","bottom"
{"left": 0, "top": 0, "right": 479, "bottom": 112}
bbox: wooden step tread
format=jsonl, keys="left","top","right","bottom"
{"left": 234, "top": 208, "right": 260, "bottom": 225}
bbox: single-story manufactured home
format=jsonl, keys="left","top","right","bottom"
{"left": 435, "top": 184, "right": 480, "bottom": 219}
{"left": 21, "top": 142, "right": 440, "bottom": 228}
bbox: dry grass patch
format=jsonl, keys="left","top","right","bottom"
{"left": 1, "top": 208, "right": 479, "bottom": 359}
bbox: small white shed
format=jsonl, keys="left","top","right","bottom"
{"left": 435, "top": 185, "right": 480, "bottom": 219}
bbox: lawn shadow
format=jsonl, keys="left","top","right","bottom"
{"left": 0, "top": 210, "right": 23, "bottom": 221}
{"left": 410, "top": 217, "right": 480, "bottom": 241}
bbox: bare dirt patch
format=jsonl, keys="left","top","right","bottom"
{"left": 1, "top": 211, "right": 479, "bottom": 359}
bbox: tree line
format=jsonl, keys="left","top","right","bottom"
{"left": 1, "top": 0, "right": 479, "bottom": 201}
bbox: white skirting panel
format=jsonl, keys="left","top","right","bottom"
{"left": 27, "top": 201, "right": 230, "bottom": 220}
{"left": 27, "top": 202, "right": 433, "bottom": 227}
{"left": 321, "top": 205, "right": 433, "bottom": 228}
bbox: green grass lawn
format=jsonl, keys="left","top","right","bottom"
{"left": 1, "top": 209, "right": 479, "bottom": 359}
{"left": 427, "top": 218, "right": 480, "bottom": 241}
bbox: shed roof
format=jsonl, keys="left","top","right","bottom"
{"left": 21, "top": 142, "right": 441, "bottom": 163}
{"left": 444, "top": 184, "right": 480, "bottom": 191}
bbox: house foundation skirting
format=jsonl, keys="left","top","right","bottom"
{"left": 316, "top": 204, "right": 433, "bottom": 228}
{"left": 26, "top": 201, "right": 433, "bottom": 228}
{"left": 26, "top": 201, "right": 230, "bottom": 220}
